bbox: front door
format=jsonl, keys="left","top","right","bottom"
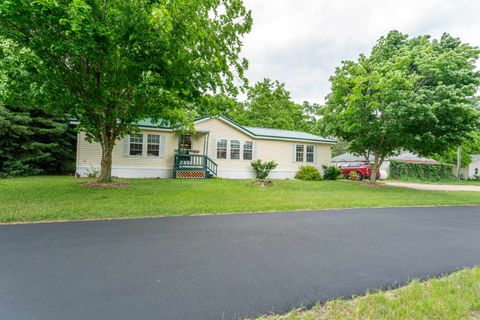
{"left": 180, "top": 134, "right": 192, "bottom": 152}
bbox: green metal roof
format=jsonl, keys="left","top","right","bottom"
{"left": 134, "top": 115, "right": 336, "bottom": 144}
{"left": 136, "top": 118, "right": 173, "bottom": 128}
{"left": 243, "top": 126, "right": 336, "bottom": 143}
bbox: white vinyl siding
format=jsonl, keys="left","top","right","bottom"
{"left": 76, "top": 117, "right": 333, "bottom": 179}
{"left": 159, "top": 135, "right": 166, "bottom": 158}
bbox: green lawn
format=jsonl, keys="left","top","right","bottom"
{"left": 1, "top": 176, "right": 480, "bottom": 223}
{"left": 252, "top": 267, "right": 480, "bottom": 320}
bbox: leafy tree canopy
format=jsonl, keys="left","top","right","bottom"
{"left": 432, "top": 131, "right": 480, "bottom": 168}
{"left": 322, "top": 30, "right": 480, "bottom": 182}
{"left": 0, "top": 0, "right": 252, "bottom": 181}
{"left": 0, "top": 37, "right": 75, "bottom": 177}
{"left": 227, "top": 78, "right": 320, "bottom": 133}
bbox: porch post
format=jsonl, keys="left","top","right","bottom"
{"left": 204, "top": 133, "right": 210, "bottom": 156}
{"left": 177, "top": 133, "right": 182, "bottom": 154}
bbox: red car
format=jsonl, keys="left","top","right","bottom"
{"left": 338, "top": 162, "right": 381, "bottom": 181}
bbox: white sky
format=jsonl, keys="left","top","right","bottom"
{"left": 241, "top": 0, "right": 480, "bottom": 103}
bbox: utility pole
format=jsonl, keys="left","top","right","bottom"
{"left": 456, "top": 146, "right": 462, "bottom": 180}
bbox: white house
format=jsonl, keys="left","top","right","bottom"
{"left": 75, "top": 115, "right": 336, "bottom": 179}
{"left": 459, "top": 154, "right": 480, "bottom": 179}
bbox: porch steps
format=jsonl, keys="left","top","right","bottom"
{"left": 173, "top": 154, "right": 217, "bottom": 179}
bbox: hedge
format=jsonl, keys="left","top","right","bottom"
{"left": 389, "top": 160, "right": 454, "bottom": 181}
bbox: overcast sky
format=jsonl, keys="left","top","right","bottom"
{"left": 241, "top": 0, "right": 480, "bottom": 104}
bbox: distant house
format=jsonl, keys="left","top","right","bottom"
{"left": 75, "top": 115, "right": 336, "bottom": 179}
{"left": 459, "top": 154, "right": 480, "bottom": 179}
{"left": 332, "top": 151, "right": 439, "bottom": 172}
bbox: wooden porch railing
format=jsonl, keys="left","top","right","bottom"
{"left": 174, "top": 154, "right": 218, "bottom": 177}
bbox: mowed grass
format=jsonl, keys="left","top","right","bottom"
{"left": 252, "top": 267, "right": 480, "bottom": 320}
{"left": 1, "top": 176, "right": 480, "bottom": 222}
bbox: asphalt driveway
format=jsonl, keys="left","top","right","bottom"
{"left": 384, "top": 181, "right": 480, "bottom": 191}
{"left": 1, "top": 206, "right": 479, "bottom": 320}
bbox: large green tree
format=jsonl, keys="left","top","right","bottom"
{"left": 228, "top": 78, "right": 320, "bottom": 133}
{"left": 0, "top": 0, "right": 252, "bottom": 182}
{"left": 323, "top": 31, "right": 480, "bottom": 182}
{"left": 0, "top": 37, "right": 75, "bottom": 177}
{"left": 432, "top": 131, "right": 480, "bottom": 168}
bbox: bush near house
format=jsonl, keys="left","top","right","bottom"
{"left": 390, "top": 160, "right": 454, "bottom": 181}
{"left": 322, "top": 165, "right": 342, "bottom": 180}
{"left": 295, "top": 165, "right": 322, "bottom": 181}
{"left": 251, "top": 160, "right": 278, "bottom": 179}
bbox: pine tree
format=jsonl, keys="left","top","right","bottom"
{"left": 0, "top": 104, "right": 76, "bottom": 177}
{"left": 0, "top": 37, "right": 75, "bottom": 177}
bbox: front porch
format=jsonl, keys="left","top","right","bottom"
{"left": 173, "top": 131, "right": 218, "bottom": 179}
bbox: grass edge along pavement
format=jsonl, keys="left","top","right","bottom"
{"left": 251, "top": 267, "right": 480, "bottom": 320}
{"left": 2, "top": 176, "right": 480, "bottom": 223}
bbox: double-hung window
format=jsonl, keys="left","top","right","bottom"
{"left": 230, "top": 140, "right": 240, "bottom": 160}
{"left": 216, "top": 139, "right": 227, "bottom": 159}
{"left": 295, "top": 145, "right": 304, "bottom": 162}
{"left": 147, "top": 134, "right": 160, "bottom": 156}
{"left": 243, "top": 141, "right": 253, "bottom": 160}
{"left": 129, "top": 134, "right": 143, "bottom": 156}
{"left": 295, "top": 144, "right": 315, "bottom": 163}
{"left": 306, "top": 145, "right": 315, "bottom": 163}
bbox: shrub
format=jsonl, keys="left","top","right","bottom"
{"left": 322, "top": 165, "right": 342, "bottom": 180}
{"left": 0, "top": 161, "right": 42, "bottom": 178}
{"left": 389, "top": 160, "right": 454, "bottom": 181}
{"left": 86, "top": 165, "right": 100, "bottom": 179}
{"left": 295, "top": 165, "right": 322, "bottom": 181}
{"left": 251, "top": 160, "right": 278, "bottom": 179}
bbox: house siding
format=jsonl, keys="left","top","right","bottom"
{"left": 460, "top": 158, "right": 480, "bottom": 179}
{"left": 76, "top": 130, "right": 178, "bottom": 178}
{"left": 195, "top": 118, "right": 332, "bottom": 178}
{"left": 76, "top": 117, "right": 333, "bottom": 179}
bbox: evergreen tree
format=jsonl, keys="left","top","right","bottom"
{"left": 0, "top": 105, "right": 76, "bottom": 177}
{"left": 0, "top": 37, "right": 75, "bottom": 177}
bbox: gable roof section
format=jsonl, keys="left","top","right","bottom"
{"left": 73, "top": 115, "right": 336, "bottom": 144}
{"left": 194, "top": 115, "right": 337, "bottom": 144}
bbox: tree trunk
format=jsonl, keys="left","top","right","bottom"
{"left": 97, "top": 140, "right": 114, "bottom": 182}
{"left": 370, "top": 163, "right": 379, "bottom": 183}
{"left": 369, "top": 155, "right": 385, "bottom": 184}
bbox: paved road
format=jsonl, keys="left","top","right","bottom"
{"left": 384, "top": 181, "right": 480, "bottom": 191}
{"left": 1, "top": 206, "right": 479, "bottom": 320}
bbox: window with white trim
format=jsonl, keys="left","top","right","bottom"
{"left": 216, "top": 139, "right": 227, "bottom": 159}
{"left": 147, "top": 134, "right": 160, "bottom": 156}
{"left": 295, "top": 145, "right": 304, "bottom": 162}
{"left": 230, "top": 140, "right": 240, "bottom": 160}
{"left": 243, "top": 141, "right": 253, "bottom": 160}
{"left": 475, "top": 168, "right": 478, "bottom": 175}
{"left": 295, "top": 144, "right": 315, "bottom": 163}
{"left": 129, "top": 134, "right": 143, "bottom": 156}
{"left": 306, "top": 145, "right": 315, "bottom": 163}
